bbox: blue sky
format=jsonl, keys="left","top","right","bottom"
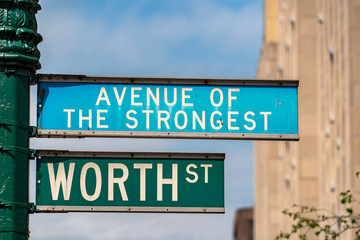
{"left": 36, "top": 0, "right": 262, "bottom": 78}
{"left": 29, "top": 0, "right": 263, "bottom": 239}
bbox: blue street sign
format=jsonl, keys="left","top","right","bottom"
{"left": 37, "top": 74, "right": 299, "bottom": 140}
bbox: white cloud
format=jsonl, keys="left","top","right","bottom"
{"left": 37, "top": 0, "right": 262, "bottom": 78}
{"left": 30, "top": 212, "right": 231, "bottom": 240}
{"left": 30, "top": 1, "right": 259, "bottom": 239}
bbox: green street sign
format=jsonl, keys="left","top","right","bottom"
{"left": 36, "top": 151, "right": 225, "bottom": 213}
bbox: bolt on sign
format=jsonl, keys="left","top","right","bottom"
{"left": 35, "top": 151, "right": 225, "bottom": 213}
{"left": 36, "top": 74, "right": 299, "bottom": 140}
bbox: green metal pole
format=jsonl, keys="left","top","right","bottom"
{"left": 0, "top": 0, "right": 42, "bottom": 239}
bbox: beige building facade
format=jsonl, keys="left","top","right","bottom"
{"left": 233, "top": 208, "right": 254, "bottom": 240}
{"left": 255, "top": 0, "right": 360, "bottom": 239}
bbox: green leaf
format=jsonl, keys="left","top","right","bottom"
{"left": 331, "top": 232, "right": 339, "bottom": 238}
{"left": 346, "top": 208, "right": 353, "bottom": 215}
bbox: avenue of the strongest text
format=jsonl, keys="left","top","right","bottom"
{"left": 63, "top": 86, "right": 272, "bottom": 131}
